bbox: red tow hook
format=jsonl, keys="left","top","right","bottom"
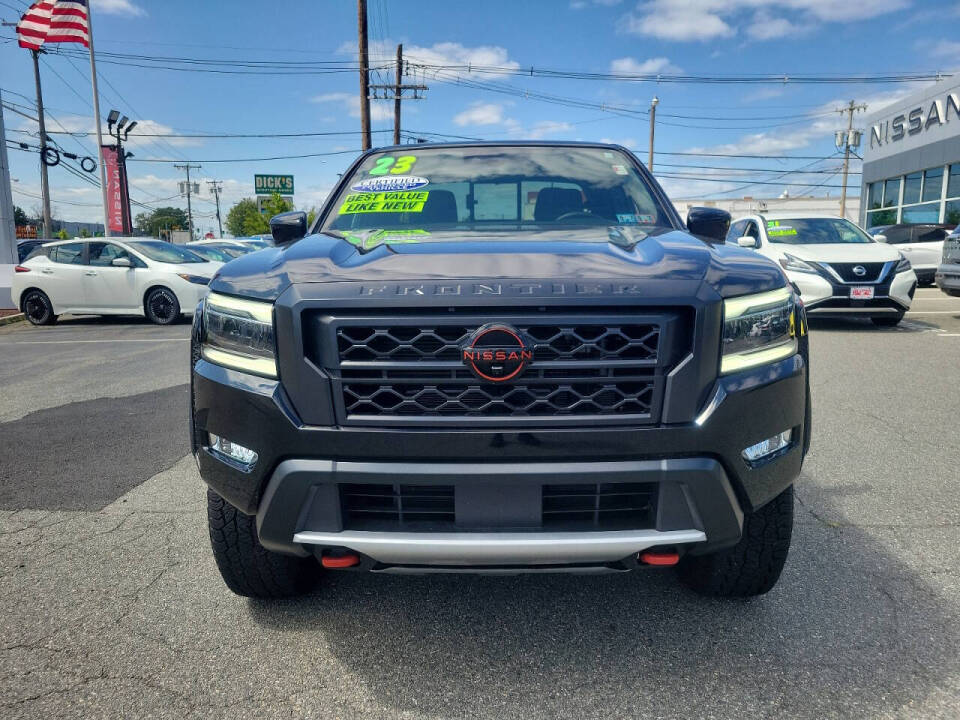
{"left": 321, "top": 553, "right": 360, "bottom": 569}
{"left": 639, "top": 550, "right": 680, "bottom": 566}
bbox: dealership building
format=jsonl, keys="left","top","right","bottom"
{"left": 861, "top": 77, "right": 960, "bottom": 229}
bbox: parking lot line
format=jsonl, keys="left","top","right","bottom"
{"left": 905, "top": 311, "right": 960, "bottom": 315}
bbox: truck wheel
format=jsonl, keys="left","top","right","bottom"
{"left": 871, "top": 313, "right": 904, "bottom": 327}
{"left": 677, "top": 485, "right": 793, "bottom": 597}
{"left": 22, "top": 289, "right": 58, "bottom": 326}
{"left": 207, "top": 488, "right": 318, "bottom": 598}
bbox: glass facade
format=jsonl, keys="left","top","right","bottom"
{"left": 866, "top": 163, "right": 960, "bottom": 228}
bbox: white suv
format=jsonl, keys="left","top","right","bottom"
{"left": 727, "top": 213, "right": 917, "bottom": 326}
{"left": 12, "top": 238, "right": 221, "bottom": 326}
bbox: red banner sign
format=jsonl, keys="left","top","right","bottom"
{"left": 100, "top": 145, "right": 125, "bottom": 233}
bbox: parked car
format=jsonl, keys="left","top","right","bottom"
{"left": 232, "top": 236, "right": 272, "bottom": 250}
{"left": 188, "top": 239, "right": 254, "bottom": 257}
{"left": 935, "top": 228, "right": 960, "bottom": 297}
{"left": 12, "top": 238, "right": 219, "bottom": 326}
{"left": 17, "top": 239, "right": 46, "bottom": 263}
{"left": 193, "top": 141, "right": 812, "bottom": 599}
{"left": 729, "top": 213, "right": 917, "bottom": 326}
{"left": 868, "top": 223, "right": 954, "bottom": 285}
{"left": 185, "top": 244, "right": 236, "bottom": 263}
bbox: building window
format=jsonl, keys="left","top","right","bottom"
{"left": 949, "top": 164, "right": 960, "bottom": 200}
{"left": 882, "top": 177, "right": 901, "bottom": 208}
{"left": 903, "top": 172, "right": 922, "bottom": 205}
{"left": 922, "top": 167, "right": 943, "bottom": 203}
{"left": 867, "top": 182, "right": 882, "bottom": 210}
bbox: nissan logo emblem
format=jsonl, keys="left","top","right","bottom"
{"left": 852, "top": 265, "right": 867, "bottom": 277}
{"left": 461, "top": 324, "right": 532, "bottom": 383}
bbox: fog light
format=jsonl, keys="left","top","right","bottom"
{"left": 208, "top": 433, "right": 258, "bottom": 469}
{"left": 742, "top": 429, "right": 792, "bottom": 463}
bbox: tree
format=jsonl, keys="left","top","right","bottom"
{"left": 135, "top": 207, "right": 189, "bottom": 237}
{"left": 14, "top": 206, "right": 28, "bottom": 226}
{"left": 225, "top": 194, "right": 293, "bottom": 236}
{"left": 56, "top": 229, "right": 69, "bottom": 239}
{"left": 79, "top": 228, "right": 91, "bottom": 238}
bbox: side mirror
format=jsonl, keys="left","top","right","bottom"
{"left": 873, "top": 234, "right": 887, "bottom": 243}
{"left": 111, "top": 257, "right": 132, "bottom": 268}
{"left": 270, "top": 210, "right": 307, "bottom": 245}
{"left": 686, "top": 207, "right": 732, "bottom": 243}
{"left": 737, "top": 236, "right": 760, "bottom": 249}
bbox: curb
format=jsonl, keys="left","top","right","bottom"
{"left": 0, "top": 313, "right": 25, "bottom": 327}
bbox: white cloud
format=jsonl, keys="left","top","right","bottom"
{"left": 338, "top": 40, "right": 520, "bottom": 78}
{"left": 528, "top": 121, "right": 574, "bottom": 139}
{"left": 571, "top": 0, "right": 622, "bottom": 7}
{"left": 600, "top": 137, "right": 638, "bottom": 148}
{"left": 453, "top": 102, "right": 510, "bottom": 127}
{"left": 621, "top": 0, "right": 907, "bottom": 42}
{"left": 930, "top": 40, "right": 960, "bottom": 61}
{"left": 610, "top": 56, "right": 681, "bottom": 74}
{"left": 92, "top": 0, "right": 146, "bottom": 17}
{"left": 310, "top": 92, "right": 393, "bottom": 122}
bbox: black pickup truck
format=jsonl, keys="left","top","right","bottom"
{"left": 191, "top": 142, "right": 810, "bottom": 599}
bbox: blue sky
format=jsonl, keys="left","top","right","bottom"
{"left": 2, "top": 0, "right": 959, "bottom": 233}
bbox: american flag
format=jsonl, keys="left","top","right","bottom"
{"left": 16, "top": 0, "right": 90, "bottom": 51}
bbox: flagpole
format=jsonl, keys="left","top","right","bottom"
{"left": 85, "top": 2, "right": 110, "bottom": 237}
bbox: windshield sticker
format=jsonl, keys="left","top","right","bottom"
{"left": 368, "top": 155, "right": 418, "bottom": 176}
{"left": 616, "top": 213, "right": 638, "bottom": 224}
{"left": 351, "top": 175, "right": 429, "bottom": 192}
{"left": 637, "top": 214, "right": 654, "bottom": 223}
{"left": 768, "top": 226, "right": 797, "bottom": 237}
{"left": 342, "top": 229, "right": 431, "bottom": 250}
{"left": 612, "top": 164, "right": 628, "bottom": 175}
{"left": 338, "top": 191, "right": 429, "bottom": 214}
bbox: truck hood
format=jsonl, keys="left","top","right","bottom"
{"left": 210, "top": 227, "right": 786, "bottom": 302}
{"left": 770, "top": 242, "right": 900, "bottom": 263}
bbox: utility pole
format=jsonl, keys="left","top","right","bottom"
{"left": 0, "top": 89, "right": 17, "bottom": 265}
{"left": 836, "top": 100, "right": 866, "bottom": 219}
{"left": 207, "top": 180, "right": 224, "bottom": 238}
{"left": 30, "top": 50, "right": 52, "bottom": 238}
{"left": 174, "top": 163, "right": 201, "bottom": 240}
{"left": 357, "top": 0, "right": 371, "bottom": 151}
{"left": 648, "top": 96, "right": 659, "bottom": 172}
{"left": 369, "top": 45, "right": 427, "bottom": 146}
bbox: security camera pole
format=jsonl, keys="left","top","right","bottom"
{"left": 107, "top": 110, "right": 136, "bottom": 234}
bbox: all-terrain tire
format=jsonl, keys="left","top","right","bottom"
{"left": 207, "top": 488, "right": 318, "bottom": 598}
{"left": 677, "top": 485, "right": 793, "bottom": 597}
{"left": 22, "top": 289, "right": 58, "bottom": 326}
{"left": 144, "top": 286, "right": 181, "bottom": 325}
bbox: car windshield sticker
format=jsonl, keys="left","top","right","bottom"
{"left": 612, "top": 164, "right": 628, "bottom": 175}
{"left": 342, "top": 229, "right": 432, "bottom": 250}
{"left": 351, "top": 175, "right": 429, "bottom": 192}
{"left": 616, "top": 213, "right": 638, "bottom": 224}
{"left": 637, "top": 214, "right": 654, "bottom": 223}
{"left": 767, "top": 219, "right": 798, "bottom": 237}
{"left": 368, "top": 155, "right": 418, "bottom": 176}
{"left": 338, "top": 191, "right": 429, "bottom": 214}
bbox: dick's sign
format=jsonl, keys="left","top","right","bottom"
{"left": 255, "top": 174, "right": 294, "bottom": 195}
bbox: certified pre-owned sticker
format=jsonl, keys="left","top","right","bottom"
{"left": 351, "top": 175, "right": 430, "bottom": 192}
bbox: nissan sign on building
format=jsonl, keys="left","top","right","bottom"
{"left": 861, "top": 78, "right": 960, "bottom": 229}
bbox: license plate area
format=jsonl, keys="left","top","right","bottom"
{"left": 850, "top": 286, "right": 875, "bottom": 300}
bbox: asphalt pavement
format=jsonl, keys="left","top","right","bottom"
{"left": 1, "top": 290, "right": 959, "bottom": 719}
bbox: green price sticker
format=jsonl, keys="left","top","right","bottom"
{"left": 338, "top": 191, "right": 429, "bottom": 214}
{"left": 368, "top": 155, "right": 418, "bottom": 176}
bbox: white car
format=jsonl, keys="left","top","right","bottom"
{"left": 867, "top": 223, "right": 953, "bottom": 285}
{"left": 12, "top": 238, "right": 221, "bottom": 326}
{"left": 727, "top": 213, "right": 918, "bottom": 326}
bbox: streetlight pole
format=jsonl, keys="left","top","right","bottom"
{"left": 648, "top": 96, "right": 659, "bottom": 172}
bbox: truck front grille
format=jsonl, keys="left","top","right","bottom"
{"left": 341, "top": 483, "right": 455, "bottom": 530}
{"left": 822, "top": 262, "right": 888, "bottom": 283}
{"left": 337, "top": 323, "right": 660, "bottom": 363}
{"left": 308, "top": 310, "right": 687, "bottom": 427}
{"left": 342, "top": 378, "right": 655, "bottom": 417}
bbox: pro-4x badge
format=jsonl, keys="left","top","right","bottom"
{"left": 461, "top": 324, "right": 532, "bottom": 383}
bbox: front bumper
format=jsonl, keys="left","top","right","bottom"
{"left": 192, "top": 347, "right": 808, "bottom": 566}
{"left": 789, "top": 265, "right": 916, "bottom": 317}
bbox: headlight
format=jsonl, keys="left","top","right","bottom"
{"left": 201, "top": 292, "right": 277, "bottom": 378}
{"left": 721, "top": 287, "right": 798, "bottom": 375}
{"left": 778, "top": 253, "right": 818, "bottom": 274}
{"left": 177, "top": 273, "right": 211, "bottom": 285}
{"left": 895, "top": 255, "right": 912, "bottom": 273}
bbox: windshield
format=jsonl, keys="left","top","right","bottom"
{"left": 765, "top": 218, "right": 875, "bottom": 245}
{"left": 322, "top": 146, "right": 672, "bottom": 239}
{"left": 188, "top": 246, "right": 231, "bottom": 262}
{"left": 127, "top": 241, "right": 206, "bottom": 263}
